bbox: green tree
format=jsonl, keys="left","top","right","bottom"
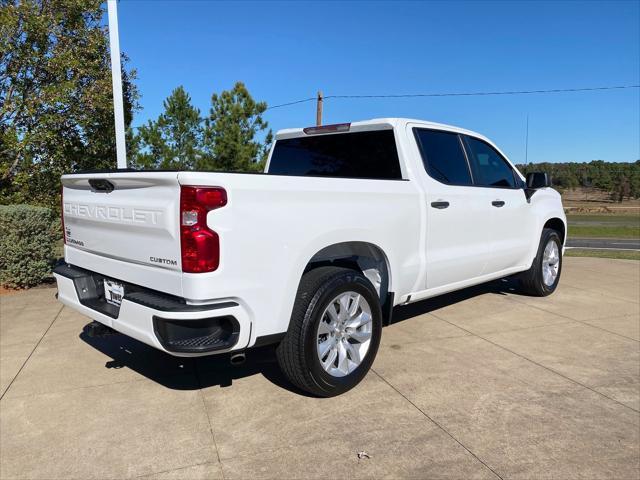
{"left": 612, "top": 175, "right": 631, "bottom": 202}
{"left": 133, "top": 86, "right": 202, "bottom": 170}
{"left": 0, "top": 0, "right": 138, "bottom": 209}
{"left": 201, "top": 81, "right": 272, "bottom": 172}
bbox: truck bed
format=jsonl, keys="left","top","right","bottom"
{"left": 61, "top": 170, "right": 422, "bottom": 342}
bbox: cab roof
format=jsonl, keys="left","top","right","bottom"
{"left": 274, "top": 118, "right": 492, "bottom": 144}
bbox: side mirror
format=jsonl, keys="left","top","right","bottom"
{"left": 526, "top": 172, "right": 551, "bottom": 189}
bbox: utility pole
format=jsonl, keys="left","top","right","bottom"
{"left": 316, "top": 91, "right": 323, "bottom": 126}
{"left": 107, "top": 0, "right": 127, "bottom": 169}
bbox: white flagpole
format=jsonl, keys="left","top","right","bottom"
{"left": 107, "top": 0, "right": 127, "bottom": 169}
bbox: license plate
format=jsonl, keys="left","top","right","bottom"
{"left": 104, "top": 279, "right": 124, "bottom": 307}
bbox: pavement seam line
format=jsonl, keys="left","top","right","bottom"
{"left": 0, "top": 304, "right": 64, "bottom": 402}
{"left": 194, "top": 362, "right": 225, "bottom": 480}
{"left": 431, "top": 312, "right": 640, "bottom": 415}
{"left": 2, "top": 373, "right": 182, "bottom": 401}
{"left": 370, "top": 369, "right": 505, "bottom": 480}
{"left": 469, "top": 319, "right": 575, "bottom": 335}
{"left": 134, "top": 460, "right": 214, "bottom": 479}
{"left": 503, "top": 294, "right": 640, "bottom": 343}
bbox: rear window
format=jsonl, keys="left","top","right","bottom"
{"left": 413, "top": 128, "right": 473, "bottom": 186}
{"left": 268, "top": 130, "right": 402, "bottom": 179}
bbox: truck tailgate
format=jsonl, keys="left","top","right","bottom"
{"left": 62, "top": 172, "right": 182, "bottom": 285}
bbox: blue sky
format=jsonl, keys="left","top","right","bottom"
{"left": 115, "top": 0, "right": 639, "bottom": 164}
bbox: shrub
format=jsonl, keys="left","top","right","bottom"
{"left": 0, "top": 205, "right": 61, "bottom": 289}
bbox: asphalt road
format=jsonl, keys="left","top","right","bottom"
{"left": 567, "top": 237, "right": 640, "bottom": 250}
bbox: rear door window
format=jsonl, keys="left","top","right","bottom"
{"left": 463, "top": 136, "right": 519, "bottom": 188}
{"left": 413, "top": 129, "right": 473, "bottom": 186}
{"left": 268, "top": 130, "right": 402, "bottom": 179}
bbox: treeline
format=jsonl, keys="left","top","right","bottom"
{"left": 518, "top": 161, "right": 640, "bottom": 201}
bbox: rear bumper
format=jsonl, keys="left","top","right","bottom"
{"left": 54, "top": 264, "right": 251, "bottom": 357}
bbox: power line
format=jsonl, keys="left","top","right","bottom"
{"left": 129, "top": 84, "right": 640, "bottom": 128}
{"left": 327, "top": 85, "right": 640, "bottom": 98}
{"left": 266, "top": 97, "right": 316, "bottom": 110}
{"left": 265, "top": 84, "right": 640, "bottom": 111}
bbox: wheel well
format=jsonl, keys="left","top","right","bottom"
{"left": 544, "top": 218, "right": 566, "bottom": 244}
{"left": 304, "top": 242, "right": 391, "bottom": 302}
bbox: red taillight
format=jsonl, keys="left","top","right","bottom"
{"left": 180, "top": 186, "right": 227, "bottom": 273}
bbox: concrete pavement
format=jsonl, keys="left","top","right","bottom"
{"left": 1, "top": 257, "right": 639, "bottom": 479}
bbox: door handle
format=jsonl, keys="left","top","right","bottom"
{"left": 431, "top": 201, "right": 450, "bottom": 209}
{"left": 492, "top": 200, "right": 505, "bottom": 207}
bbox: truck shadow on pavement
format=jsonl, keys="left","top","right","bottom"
{"left": 79, "top": 277, "right": 521, "bottom": 395}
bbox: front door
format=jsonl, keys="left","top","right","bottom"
{"left": 462, "top": 135, "right": 535, "bottom": 273}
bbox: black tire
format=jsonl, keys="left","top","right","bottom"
{"left": 276, "top": 266, "right": 382, "bottom": 397}
{"left": 519, "top": 228, "right": 563, "bottom": 296}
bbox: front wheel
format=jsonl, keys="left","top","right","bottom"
{"left": 519, "top": 228, "right": 563, "bottom": 296}
{"left": 276, "top": 266, "right": 382, "bottom": 397}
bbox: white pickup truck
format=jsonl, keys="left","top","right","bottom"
{"left": 55, "top": 118, "right": 566, "bottom": 396}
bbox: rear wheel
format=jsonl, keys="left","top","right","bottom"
{"left": 276, "top": 266, "right": 382, "bottom": 397}
{"left": 519, "top": 228, "right": 563, "bottom": 296}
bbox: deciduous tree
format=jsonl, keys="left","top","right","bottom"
{"left": 0, "top": 0, "right": 138, "bottom": 209}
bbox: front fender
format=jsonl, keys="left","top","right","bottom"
{"left": 526, "top": 188, "right": 567, "bottom": 266}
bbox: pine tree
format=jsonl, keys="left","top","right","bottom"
{"left": 133, "top": 86, "right": 202, "bottom": 170}
{"left": 201, "top": 82, "right": 273, "bottom": 172}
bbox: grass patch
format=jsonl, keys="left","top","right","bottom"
{"left": 566, "top": 214, "right": 640, "bottom": 224}
{"left": 566, "top": 249, "right": 640, "bottom": 261}
{"left": 567, "top": 214, "right": 640, "bottom": 239}
{"left": 568, "top": 225, "right": 640, "bottom": 238}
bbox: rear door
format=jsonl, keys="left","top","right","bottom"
{"left": 412, "top": 127, "right": 492, "bottom": 290}
{"left": 462, "top": 135, "right": 535, "bottom": 272}
{"left": 62, "top": 172, "right": 182, "bottom": 271}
